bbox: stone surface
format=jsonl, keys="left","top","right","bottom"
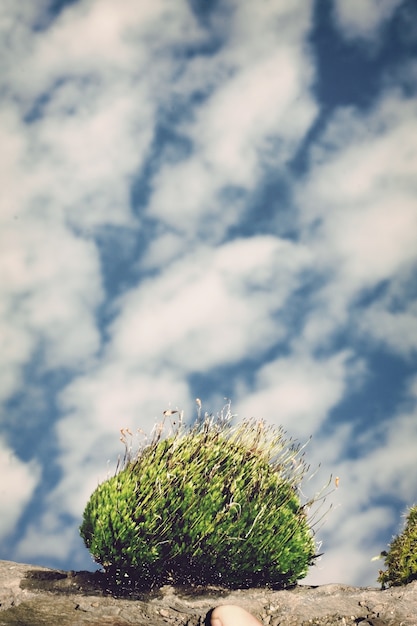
{"left": 0, "top": 560, "right": 417, "bottom": 625}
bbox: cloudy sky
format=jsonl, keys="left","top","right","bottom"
{"left": 1, "top": 0, "right": 417, "bottom": 587}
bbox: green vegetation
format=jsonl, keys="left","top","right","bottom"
{"left": 378, "top": 504, "right": 417, "bottom": 588}
{"left": 80, "top": 405, "right": 326, "bottom": 589}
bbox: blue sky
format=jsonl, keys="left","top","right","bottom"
{"left": 1, "top": 0, "right": 416, "bottom": 587}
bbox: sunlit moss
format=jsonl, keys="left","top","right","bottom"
{"left": 80, "top": 407, "right": 325, "bottom": 589}
{"left": 378, "top": 504, "right": 417, "bottom": 588}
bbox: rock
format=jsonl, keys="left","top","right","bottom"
{"left": 0, "top": 560, "right": 417, "bottom": 625}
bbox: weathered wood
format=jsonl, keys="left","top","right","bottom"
{"left": 0, "top": 560, "right": 416, "bottom": 625}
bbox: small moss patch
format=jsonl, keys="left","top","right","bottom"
{"left": 80, "top": 410, "right": 323, "bottom": 590}
{"left": 378, "top": 504, "right": 417, "bottom": 588}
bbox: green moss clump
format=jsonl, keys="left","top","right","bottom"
{"left": 378, "top": 504, "right": 417, "bottom": 588}
{"left": 80, "top": 412, "right": 320, "bottom": 589}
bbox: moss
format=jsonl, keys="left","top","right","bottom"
{"left": 80, "top": 412, "right": 321, "bottom": 589}
{"left": 378, "top": 504, "right": 417, "bottom": 588}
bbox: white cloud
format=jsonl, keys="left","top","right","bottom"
{"left": 301, "top": 95, "right": 417, "bottom": 210}
{"left": 0, "top": 218, "right": 103, "bottom": 373}
{"left": 235, "top": 349, "right": 365, "bottom": 440}
{"left": 0, "top": 314, "right": 33, "bottom": 404}
{"left": 304, "top": 376, "right": 417, "bottom": 585}
{"left": 0, "top": 107, "right": 30, "bottom": 222}
{"left": 112, "top": 237, "right": 312, "bottom": 373}
{"left": 332, "top": 0, "right": 402, "bottom": 42}
{"left": 295, "top": 91, "right": 417, "bottom": 350}
{"left": 312, "top": 193, "right": 417, "bottom": 295}
{"left": 146, "top": 1, "right": 317, "bottom": 238}
{"left": 141, "top": 230, "right": 194, "bottom": 270}
{"left": 0, "top": 1, "right": 207, "bottom": 237}
{"left": 14, "top": 80, "right": 152, "bottom": 233}
{"left": 353, "top": 393, "right": 417, "bottom": 504}
{"left": 15, "top": 510, "right": 81, "bottom": 563}
{"left": 0, "top": 438, "right": 40, "bottom": 541}
{"left": 5, "top": 0, "right": 205, "bottom": 98}
{"left": 192, "top": 48, "right": 314, "bottom": 183}
{"left": 358, "top": 299, "right": 417, "bottom": 358}
{"left": 305, "top": 505, "right": 396, "bottom": 586}
{"left": 0, "top": 0, "right": 193, "bottom": 400}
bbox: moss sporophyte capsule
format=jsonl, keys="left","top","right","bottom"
{"left": 80, "top": 409, "right": 328, "bottom": 590}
